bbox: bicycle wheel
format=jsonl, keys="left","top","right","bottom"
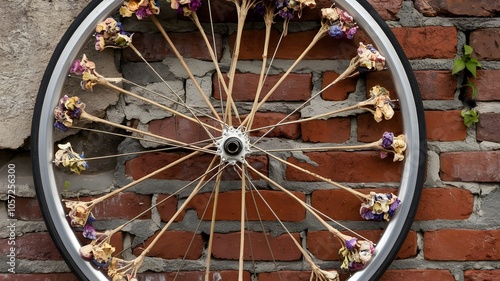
{"left": 32, "top": 0, "right": 426, "bottom": 280}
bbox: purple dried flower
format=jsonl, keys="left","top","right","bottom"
{"left": 136, "top": 6, "right": 153, "bottom": 20}
{"left": 349, "top": 261, "right": 365, "bottom": 271}
{"left": 69, "top": 60, "right": 86, "bottom": 75}
{"left": 345, "top": 26, "right": 358, "bottom": 40}
{"left": 189, "top": 0, "right": 202, "bottom": 12}
{"left": 83, "top": 223, "right": 97, "bottom": 240}
{"left": 346, "top": 237, "right": 358, "bottom": 250}
{"left": 381, "top": 132, "right": 394, "bottom": 149}
{"left": 54, "top": 121, "right": 68, "bottom": 132}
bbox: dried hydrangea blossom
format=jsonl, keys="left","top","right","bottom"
{"left": 370, "top": 85, "right": 395, "bottom": 122}
{"left": 379, "top": 132, "right": 407, "bottom": 161}
{"left": 108, "top": 257, "right": 140, "bottom": 281}
{"left": 310, "top": 267, "right": 340, "bottom": 281}
{"left": 64, "top": 200, "right": 94, "bottom": 227}
{"left": 54, "top": 96, "right": 85, "bottom": 132}
{"left": 360, "top": 192, "right": 401, "bottom": 221}
{"left": 338, "top": 238, "right": 375, "bottom": 271}
{"left": 321, "top": 7, "right": 358, "bottom": 39}
{"left": 69, "top": 55, "right": 101, "bottom": 90}
{"left": 358, "top": 43, "right": 386, "bottom": 72}
{"left": 95, "top": 18, "right": 132, "bottom": 51}
{"left": 54, "top": 142, "right": 89, "bottom": 174}
{"left": 170, "top": 0, "right": 202, "bottom": 16}
{"left": 120, "top": 0, "right": 160, "bottom": 19}
{"left": 92, "top": 241, "right": 115, "bottom": 267}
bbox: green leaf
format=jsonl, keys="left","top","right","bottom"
{"left": 465, "top": 61, "right": 477, "bottom": 77}
{"left": 461, "top": 109, "right": 479, "bottom": 127}
{"left": 464, "top": 44, "right": 473, "bottom": 56}
{"left": 64, "top": 181, "right": 71, "bottom": 190}
{"left": 452, "top": 58, "right": 465, "bottom": 75}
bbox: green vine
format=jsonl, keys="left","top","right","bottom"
{"left": 452, "top": 44, "right": 481, "bottom": 127}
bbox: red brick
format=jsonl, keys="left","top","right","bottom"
{"left": 477, "top": 113, "right": 500, "bottom": 143}
{"left": 464, "top": 270, "right": 500, "bottom": 281}
{"left": 470, "top": 28, "right": 500, "bottom": 60}
{"left": 0, "top": 274, "right": 78, "bottom": 281}
{"left": 357, "top": 110, "right": 466, "bottom": 142}
{"left": 392, "top": 27, "right": 457, "bottom": 59}
{"left": 133, "top": 230, "right": 203, "bottom": 259}
{"left": 380, "top": 269, "right": 455, "bottom": 281}
{"left": 321, "top": 71, "right": 358, "bottom": 101}
{"left": 413, "top": 0, "right": 499, "bottom": 17}
{"left": 75, "top": 193, "right": 152, "bottom": 220}
{"left": 424, "top": 229, "right": 500, "bottom": 260}
{"left": 470, "top": 70, "right": 500, "bottom": 101}
{"left": 229, "top": 30, "right": 358, "bottom": 61}
{"left": 414, "top": 70, "right": 457, "bottom": 100}
{"left": 187, "top": 190, "right": 306, "bottom": 221}
{"left": 126, "top": 152, "right": 268, "bottom": 181}
{"left": 0, "top": 232, "right": 62, "bottom": 260}
{"left": 212, "top": 231, "right": 302, "bottom": 261}
{"left": 301, "top": 118, "right": 351, "bottom": 143}
{"left": 365, "top": 71, "right": 396, "bottom": 100}
{"left": 213, "top": 73, "right": 311, "bottom": 102}
{"left": 156, "top": 194, "right": 184, "bottom": 222}
{"left": 415, "top": 187, "right": 473, "bottom": 220}
{"left": 311, "top": 188, "right": 396, "bottom": 221}
{"left": 286, "top": 152, "right": 403, "bottom": 183}
{"left": 122, "top": 32, "right": 223, "bottom": 62}
{"left": 307, "top": 230, "right": 417, "bottom": 260}
{"left": 367, "top": 0, "right": 403, "bottom": 21}
{"left": 258, "top": 271, "right": 313, "bottom": 281}
{"left": 137, "top": 271, "right": 251, "bottom": 281}
{"left": 13, "top": 197, "right": 43, "bottom": 220}
{"left": 440, "top": 151, "right": 500, "bottom": 182}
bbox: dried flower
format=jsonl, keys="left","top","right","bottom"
{"left": 108, "top": 257, "right": 140, "bottom": 281}
{"left": 171, "top": 0, "right": 202, "bottom": 16}
{"left": 322, "top": 7, "right": 358, "bottom": 40}
{"left": 310, "top": 267, "right": 340, "bottom": 281}
{"left": 369, "top": 85, "right": 394, "bottom": 122}
{"left": 120, "top": 0, "right": 160, "bottom": 19}
{"left": 54, "top": 142, "right": 89, "bottom": 174}
{"left": 360, "top": 192, "right": 401, "bottom": 221}
{"left": 358, "top": 43, "right": 386, "bottom": 72}
{"left": 338, "top": 239, "right": 375, "bottom": 271}
{"left": 53, "top": 94, "right": 82, "bottom": 129}
{"left": 83, "top": 222, "right": 97, "bottom": 240}
{"left": 64, "top": 200, "right": 94, "bottom": 227}
{"left": 95, "top": 18, "right": 132, "bottom": 51}
{"left": 80, "top": 243, "right": 94, "bottom": 260}
{"left": 69, "top": 55, "right": 101, "bottom": 90}
{"left": 92, "top": 241, "right": 115, "bottom": 267}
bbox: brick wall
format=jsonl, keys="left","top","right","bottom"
{"left": 1, "top": 0, "right": 500, "bottom": 280}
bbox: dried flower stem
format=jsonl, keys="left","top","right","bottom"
{"left": 259, "top": 139, "right": 384, "bottom": 153}
{"left": 150, "top": 15, "right": 221, "bottom": 122}
{"left": 204, "top": 171, "right": 222, "bottom": 281}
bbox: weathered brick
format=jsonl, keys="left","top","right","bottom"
{"left": 414, "top": 70, "right": 457, "bottom": 100}
{"left": 307, "top": 230, "right": 417, "bottom": 260}
{"left": 464, "top": 270, "right": 500, "bottom": 281}
{"left": 258, "top": 271, "right": 314, "bottom": 281}
{"left": 477, "top": 113, "right": 500, "bottom": 143}
{"left": 367, "top": 0, "right": 403, "bottom": 20}
{"left": 469, "top": 70, "right": 500, "bottom": 101}
{"left": 380, "top": 269, "right": 455, "bottom": 281}
{"left": 245, "top": 112, "right": 301, "bottom": 139}
{"left": 440, "top": 151, "right": 500, "bottom": 182}
{"left": 391, "top": 27, "right": 457, "bottom": 59}
{"left": 286, "top": 152, "right": 403, "bottom": 182}
{"left": 0, "top": 232, "right": 62, "bottom": 260}
{"left": 213, "top": 73, "right": 311, "bottom": 102}
{"left": 187, "top": 190, "right": 306, "bottom": 221}
{"left": 74, "top": 193, "right": 152, "bottom": 220}
{"left": 122, "top": 32, "right": 223, "bottom": 62}
{"left": 229, "top": 30, "right": 358, "bottom": 61}
{"left": 133, "top": 230, "right": 203, "bottom": 259}
{"left": 13, "top": 197, "right": 43, "bottom": 220}
{"left": 415, "top": 187, "right": 474, "bottom": 220}
{"left": 413, "top": 0, "right": 500, "bottom": 17}
{"left": 126, "top": 152, "right": 268, "bottom": 181}
{"left": 357, "top": 110, "right": 466, "bottom": 142}
{"left": 425, "top": 229, "right": 500, "bottom": 260}
{"left": 321, "top": 71, "right": 358, "bottom": 101}
{"left": 212, "top": 231, "right": 302, "bottom": 261}
{"left": 301, "top": 118, "right": 351, "bottom": 143}
{"left": 0, "top": 274, "right": 78, "bottom": 281}
{"left": 137, "top": 271, "right": 251, "bottom": 281}
{"left": 470, "top": 28, "right": 500, "bottom": 60}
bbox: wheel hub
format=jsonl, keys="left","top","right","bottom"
{"left": 216, "top": 127, "right": 250, "bottom": 164}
